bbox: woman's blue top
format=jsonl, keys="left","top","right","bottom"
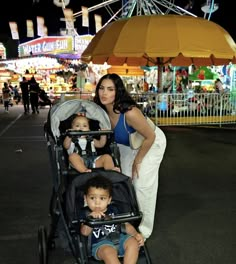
{"left": 114, "top": 113, "right": 135, "bottom": 146}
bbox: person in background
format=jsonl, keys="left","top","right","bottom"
{"left": 63, "top": 114, "right": 120, "bottom": 173}
{"left": 2, "top": 82, "right": 11, "bottom": 113}
{"left": 48, "top": 87, "right": 55, "bottom": 100}
{"left": 143, "top": 79, "right": 149, "bottom": 92}
{"left": 38, "top": 87, "right": 52, "bottom": 108}
{"left": 29, "top": 76, "right": 40, "bottom": 114}
{"left": 215, "top": 78, "right": 224, "bottom": 94}
{"left": 13, "top": 85, "right": 21, "bottom": 104}
{"left": 93, "top": 73, "right": 167, "bottom": 240}
{"left": 20, "top": 77, "right": 30, "bottom": 114}
{"left": 81, "top": 175, "right": 144, "bottom": 264}
{"left": 8, "top": 82, "right": 14, "bottom": 94}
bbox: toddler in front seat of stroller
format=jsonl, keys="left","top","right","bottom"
{"left": 63, "top": 114, "right": 120, "bottom": 173}
{"left": 80, "top": 175, "right": 144, "bottom": 264}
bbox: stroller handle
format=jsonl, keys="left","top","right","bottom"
{"left": 63, "top": 130, "right": 114, "bottom": 137}
{"left": 79, "top": 212, "right": 143, "bottom": 227}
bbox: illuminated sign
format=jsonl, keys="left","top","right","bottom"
{"left": 18, "top": 36, "right": 74, "bottom": 57}
{"left": 74, "top": 34, "right": 94, "bottom": 56}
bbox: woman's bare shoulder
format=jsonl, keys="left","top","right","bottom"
{"left": 125, "top": 107, "right": 145, "bottom": 126}
{"left": 125, "top": 106, "right": 143, "bottom": 118}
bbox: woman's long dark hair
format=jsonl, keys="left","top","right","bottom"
{"left": 93, "top": 73, "right": 137, "bottom": 113}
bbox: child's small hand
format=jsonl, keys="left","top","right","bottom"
{"left": 134, "top": 233, "right": 144, "bottom": 246}
{"left": 89, "top": 211, "right": 105, "bottom": 219}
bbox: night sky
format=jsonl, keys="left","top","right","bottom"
{"left": 0, "top": 1, "right": 235, "bottom": 56}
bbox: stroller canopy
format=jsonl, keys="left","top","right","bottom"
{"left": 48, "top": 99, "right": 111, "bottom": 139}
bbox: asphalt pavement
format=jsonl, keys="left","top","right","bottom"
{"left": 0, "top": 104, "right": 236, "bottom": 264}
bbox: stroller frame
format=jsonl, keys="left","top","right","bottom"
{"left": 38, "top": 99, "right": 152, "bottom": 264}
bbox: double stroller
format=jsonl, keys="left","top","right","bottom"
{"left": 38, "top": 99, "right": 152, "bottom": 263}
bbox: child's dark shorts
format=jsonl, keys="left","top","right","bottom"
{"left": 92, "top": 233, "right": 132, "bottom": 260}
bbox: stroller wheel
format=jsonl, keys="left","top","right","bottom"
{"left": 49, "top": 240, "right": 55, "bottom": 250}
{"left": 38, "top": 225, "right": 48, "bottom": 264}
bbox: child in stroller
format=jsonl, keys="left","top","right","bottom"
{"left": 81, "top": 175, "right": 144, "bottom": 264}
{"left": 63, "top": 114, "right": 120, "bottom": 173}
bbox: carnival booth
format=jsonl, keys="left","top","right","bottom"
{"left": 1, "top": 35, "right": 95, "bottom": 93}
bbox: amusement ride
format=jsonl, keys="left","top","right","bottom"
{"left": 53, "top": 0, "right": 219, "bottom": 37}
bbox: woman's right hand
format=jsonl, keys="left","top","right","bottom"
{"left": 132, "top": 161, "right": 141, "bottom": 179}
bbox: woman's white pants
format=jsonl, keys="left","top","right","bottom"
{"left": 118, "top": 126, "right": 166, "bottom": 239}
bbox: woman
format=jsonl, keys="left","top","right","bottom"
{"left": 93, "top": 73, "right": 167, "bottom": 239}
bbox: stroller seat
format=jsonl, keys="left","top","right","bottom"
{"left": 59, "top": 116, "right": 120, "bottom": 181}
{"left": 65, "top": 170, "right": 151, "bottom": 264}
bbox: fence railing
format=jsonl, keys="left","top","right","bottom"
{"left": 29, "top": 90, "right": 236, "bottom": 127}
{"left": 131, "top": 91, "right": 236, "bottom": 127}
{"left": 55, "top": 91, "right": 236, "bottom": 127}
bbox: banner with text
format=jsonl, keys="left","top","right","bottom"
{"left": 18, "top": 36, "right": 74, "bottom": 57}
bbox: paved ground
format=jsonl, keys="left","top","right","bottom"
{"left": 0, "top": 104, "right": 236, "bottom": 264}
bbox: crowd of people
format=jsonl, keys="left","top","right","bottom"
{"left": 0, "top": 71, "right": 232, "bottom": 263}
{"left": 1, "top": 72, "right": 168, "bottom": 263}
{"left": 54, "top": 73, "right": 166, "bottom": 264}
{"left": 0, "top": 73, "right": 168, "bottom": 241}
{"left": 1, "top": 76, "right": 52, "bottom": 114}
